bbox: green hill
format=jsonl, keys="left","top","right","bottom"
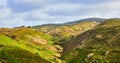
{"left": 0, "top": 21, "right": 99, "bottom": 63}
{"left": 32, "top": 18, "right": 103, "bottom": 45}
{"left": 0, "top": 18, "right": 119, "bottom": 63}
{"left": 0, "top": 28, "right": 63, "bottom": 63}
{"left": 62, "top": 19, "right": 120, "bottom": 63}
{"left": 33, "top": 24, "right": 63, "bottom": 33}
{"left": 48, "top": 22, "right": 99, "bottom": 45}
{"left": 0, "top": 34, "right": 50, "bottom": 63}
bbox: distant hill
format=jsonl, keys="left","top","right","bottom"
{"left": 33, "top": 18, "right": 105, "bottom": 33}
{"left": 48, "top": 21, "right": 99, "bottom": 45}
{"left": 62, "top": 19, "right": 120, "bottom": 63}
{"left": 33, "top": 22, "right": 99, "bottom": 45}
{"left": 63, "top": 18, "right": 106, "bottom": 25}
{"left": 33, "top": 24, "right": 63, "bottom": 33}
{"left": 34, "top": 18, "right": 105, "bottom": 27}
{"left": 32, "top": 18, "right": 105, "bottom": 45}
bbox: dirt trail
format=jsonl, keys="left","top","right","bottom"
{"left": 62, "top": 30, "right": 92, "bottom": 55}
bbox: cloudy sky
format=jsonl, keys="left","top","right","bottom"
{"left": 0, "top": 0, "right": 120, "bottom": 27}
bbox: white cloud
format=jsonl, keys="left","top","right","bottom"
{"left": 100, "top": 0, "right": 120, "bottom": 9}
{"left": 42, "top": 3, "right": 83, "bottom": 16}
{"left": 0, "top": 8, "right": 12, "bottom": 19}
{"left": 45, "top": 3, "right": 82, "bottom": 11}
{"left": 14, "top": 0, "right": 44, "bottom": 3}
{"left": 1, "top": 0, "right": 120, "bottom": 27}
{"left": 0, "top": 0, "right": 8, "bottom": 7}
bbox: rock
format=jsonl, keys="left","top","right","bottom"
{"left": 87, "top": 53, "right": 94, "bottom": 58}
{"left": 54, "top": 45, "right": 63, "bottom": 52}
{"left": 31, "top": 37, "right": 47, "bottom": 45}
{"left": 46, "top": 46, "right": 58, "bottom": 52}
{"left": 53, "top": 53, "right": 61, "bottom": 57}
{"left": 96, "top": 34, "right": 103, "bottom": 39}
{"left": 105, "top": 51, "right": 109, "bottom": 55}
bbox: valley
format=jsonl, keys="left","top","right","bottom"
{"left": 0, "top": 18, "right": 120, "bottom": 63}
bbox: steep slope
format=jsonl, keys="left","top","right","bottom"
{"left": 0, "top": 34, "right": 50, "bottom": 63}
{"left": 48, "top": 22, "right": 99, "bottom": 44}
{"left": 0, "top": 28, "right": 63, "bottom": 63}
{"left": 62, "top": 19, "right": 120, "bottom": 63}
{"left": 32, "top": 18, "right": 104, "bottom": 45}
{"left": 0, "top": 18, "right": 118, "bottom": 63}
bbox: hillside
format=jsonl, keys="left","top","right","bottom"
{"left": 32, "top": 18, "right": 105, "bottom": 33}
{"left": 65, "top": 18, "right": 105, "bottom": 25}
{"left": 62, "top": 19, "right": 120, "bottom": 63}
{"left": 0, "top": 18, "right": 119, "bottom": 63}
{"left": 32, "top": 18, "right": 104, "bottom": 45}
{"left": 0, "top": 34, "right": 51, "bottom": 63}
{"left": 0, "top": 21, "right": 99, "bottom": 63}
{"left": 0, "top": 28, "right": 63, "bottom": 63}
{"left": 48, "top": 22, "right": 99, "bottom": 44}
{"left": 33, "top": 24, "right": 63, "bottom": 33}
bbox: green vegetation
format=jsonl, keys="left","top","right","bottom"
{"left": 0, "top": 35, "right": 51, "bottom": 63}
{"left": 62, "top": 19, "right": 120, "bottom": 63}
{"left": 62, "top": 48, "right": 88, "bottom": 63}
{"left": 0, "top": 28, "right": 62, "bottom": 63}
{"left": 33, "top": 24, "right": 63, "bottom": 33}
{"left": 48, "top": 22, "right": 99, "bottom": 44}
{"left": 0, "top": 19, "right": 120, "bottom": 63}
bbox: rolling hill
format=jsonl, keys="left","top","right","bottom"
{"left": 0, "top": 28, "right": 63, "bottom": 63}
{"left": 62, "top": 19, "right": 120, "bottom": 63}
{"left": 64, "top": 18, "right": 106, "bottom": 25}
{"left": 32, "top": 18, "right": 103, "bottom": 45}
{"left": 0, "top": 18, "right": 119, "bottom": 63}
{"left": 32, "top": 18, "right": 105, "bottom": 33}
{"left": 47, "top": 21, "right": 99, "bottom": 45}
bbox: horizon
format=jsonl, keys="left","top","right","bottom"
{"left": 0, "top": 17, "right": 116, "bottom": 28}
{"left": 0, "top": 0, "right": 120, "bottom": 27}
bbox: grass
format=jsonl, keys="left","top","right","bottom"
{"left": 0, "top": 34, "right": 58, "bottom": 63}
{"left": 62, "top": 48, "right": 88, "bottom": 63}
{"left": 1, "top": 50, "right": 21, "bottom": 63}
{"left": 62, "top": 19, "right": 120, "bottom": 63}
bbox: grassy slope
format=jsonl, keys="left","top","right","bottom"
{"left": 48, "top": 22, "right": 99, "bottom": 44}
{"left": 0, "top": 28, "right": 62, "bottom": 63}
{"left": 1, "top": 19, "right": 119, "bottom": 63}
{"left": 33, "top": 24, "right": 63, "bottom": 33}
{"left": 62, "top": 19, "right": 120, "bottom": 63}
{"left": 0, "top": 22, "right": 99, "bottom": 63}
{"left": 0, "top": 35, "right": 50, "bottom": 63}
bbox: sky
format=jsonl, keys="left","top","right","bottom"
{"left": 0, "top": 0, "right": 120, "bottom": 27}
